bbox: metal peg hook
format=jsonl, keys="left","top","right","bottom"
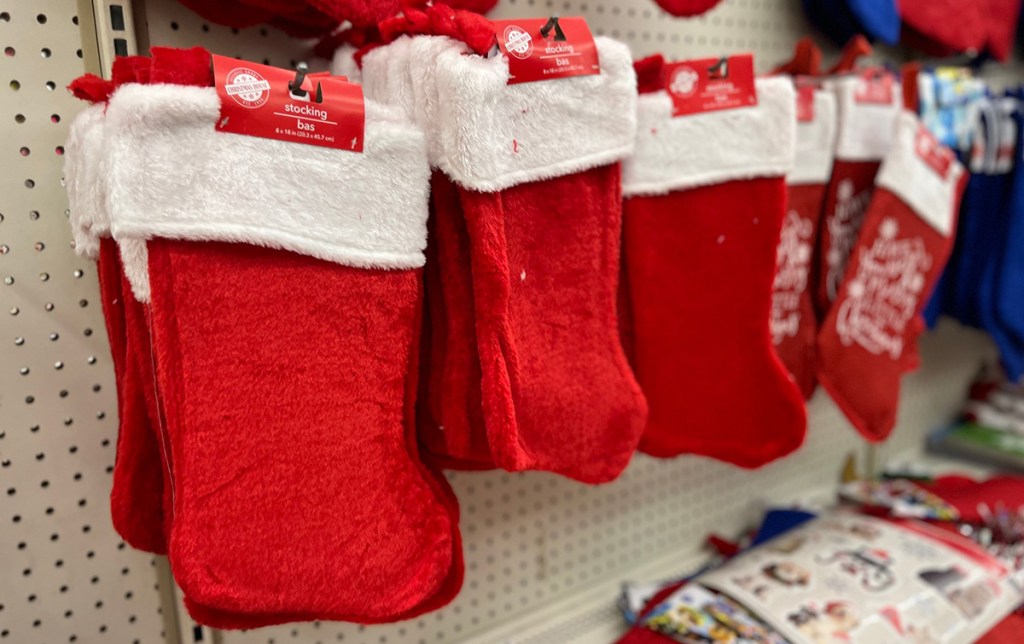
{"left": 708, "top": 56, "right": 729, "bottom": 79}
{"left": 289, "top": 61, "right": 309, "bottom": 96}
{"left": 539, "top": 16, "right": 566, "bottom": 42}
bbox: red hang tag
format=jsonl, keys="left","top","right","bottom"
{"left": 662, "top": 54, "right": 758, "bottom": 118}
{"left": 212, "top": 55, "right": 364, "bottom": 152}
{"left": 795, "top": 80, "right": 816, "bottom": 123}
{"left": 915, "top": 125, "right": 953, "bottom": 179}
{"left": 492, "top": 17, "right": 600, "bottom": 85}
{"left": 854, "top": 68, "right": 895, "bottom": 105}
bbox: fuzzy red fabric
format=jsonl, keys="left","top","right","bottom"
{"left": 625, "top": 179, "right": 807, "bottom": 465}
{"left": 634, "top": 55, "right": 666, "bottom": 94}
{"left": 773, "top": 183, "right": 827, "bottom": 399}
{"left": 899, "top": 0, "right": 988, "bottom": 56}
{"left": 146, "top": 240, "right": 459, "bottom": 621}
{"left": 269, "top": 4, "right": 339, "bottom": 38}
{"left": 418, "top": 172, "right": 495, "bottom": 470}
{"left": 175, "top": 0, "right": 273, "bottom": 28}
{"left": 818, "top": 174, "right": 966, "bottom": 441}
{"left": 651, "top": 0, "right": 724, "bottom": 16}
{"left": 98, "top": 240, "right": 166, "bottom": 554}
{"left": 987, "top": 0, "right": 1024, "bottom": 61}
{"left": 816, "top": 160, "right": 883, "bottom": 319}
{"left": 826, "top": 35, "right": 872, "bottom": 75}
{"left": 67, "top": 73, "right": 114, "bottom": 103}
{"left": 770, "top": 37, "right": 822, "bottom": 76}
{"left": 446, "top": 166, "right": 648, "bottom": 482}
{"left": 379, "top": 4, "right": 496, "bottom": 55}
{"left": 307, "top": 0, "right": 401, "bottom": 26}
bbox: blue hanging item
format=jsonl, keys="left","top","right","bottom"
{"left": 948, "top": 99, "right": 1010, "bottom": 328}
{"left": 994, "top": 90, "right": 1024, "bottom": 379}
{"left": 802, "top": 0, "right": 900, "bottom": 46}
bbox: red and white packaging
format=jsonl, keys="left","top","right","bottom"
{"left": 492, "top": 17, "right": 600, "bottom": 84}
{"left": 662, "top": 54, "right": 758, "bottom": 117}
{"left": 621, "top": 56, "right": 806, "bottom": 467}
{"left": 817, "top": 112, "right": 966, "bottom": 442}
{"left": 772, "top": 88, "right": 837, "bottom": 399}
{"left": 212, "top": 55, "right": 365, "bottom": 152}
{"left": 815, "top": 72, "right": 902, "bottom": 321}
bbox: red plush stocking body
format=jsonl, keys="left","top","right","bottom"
{"left": 104, "top": 82, "right": 460, "bottom": 623}
{"left": 816, "top": 75, "right": 902, "bottom": 320}
{"left": 426, "top": 38, "right": 647, "bottom": 483}
{"left": 622, "top": 68, "right": 806, "bottom": 466}
{"left": 771, "top": 88, "right": 837, "bottom": 399}
{"left": 364, "top": 35, "right": 647, "bottom": 482}
{"left": 818, "top": 112, "right": 966, "bottom": 441}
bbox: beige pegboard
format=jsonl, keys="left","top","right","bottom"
{"left": 0, "top": 2, "right": 173, "bottom": 644}
{"left": 1, "top": 0, "right": 1006, "bottom": 643}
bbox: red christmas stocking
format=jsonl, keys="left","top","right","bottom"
{"left": 364, "top": 34, "right": 648, "bottom": 482}
{"left": 771, "top": 87, "right": 837, "bottom": 399}
{"left": 815, "top": 73, "right": 902, "bottom": 320}
{"left": 104, "top": 82, "right": 461, "bottom": 622}
{"left": 622, "top": 63, "right": 806, "bottom": 466}
{"left": 362, "top": 35, "right": 497, "bottom": 470}
{"left": 427, "top": 37, "right": 646, "bottom": 483}
{"left": 66, "top": 63, "right": 167, "bottom": 555}
{"left": 817, "top": 112, "right": 966, "bottom": 442}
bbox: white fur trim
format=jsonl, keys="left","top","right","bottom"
{"left": 64, "top": 104, "right": 108, "bottom": 259}
{"left": 622, "top": 77, "right": 796, "bottom": 197}
{"left": 788, "top": 90, "right": 837, "bottom": 186}
{"left": 875, "top": 111, "right": 964, "bottom": 237}
{"left": 103, "top": 83, "right": 431, "bottom": 299}
{"left": 329, "top": 44, "right": 362, "bottom": 84}
{"left": 830, "top": 75, "right": 903, "bottom": 162}
{"left": 432, "top": 37, "right": 637, "bottom": 192}
{"left": 365, "top": 36, "right": 636, "bottom": 191}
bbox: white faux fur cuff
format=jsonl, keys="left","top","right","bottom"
{"left": 364, "top": 36, "right": 637, "bottom": 191}
{"left": 622, "top": 77, "right": 796, "bottom": 197}
{"left": 830, "top": 75, "right": 903, "bottom": 162}
{"left": 329, "top": 44, "right": 362, "bottom": 84}
{"left": 789, "top": 89, "right": 837, "bottom": 186}
{"left": 875, "top": 111, "right": 964, "bottom": 236}
{"left": 64, "top": 104, "right": 108, "bottom": 259}
{"left": 103, "top": 83, "right": 431, "bottom": 299}
{"left": 433, "top": 36, "right": 637, "bottom": 192}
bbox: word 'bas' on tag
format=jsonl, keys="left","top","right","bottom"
{"left": 662, "top": 54, "right": 758, "bottom": 118}
{"left": 212, "top": 55, "right": 364, "bottom": 152}
{"left": 915, "top": 125, "right": 954, "bottom": 179}
{"left": 854, "top": 68, "right": 895, "bottom": 105}
{"left": 493, "top": 17, "right": 600, "bottom": 85}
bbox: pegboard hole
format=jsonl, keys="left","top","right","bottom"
{"left": 50, "top": 114, "right": 60, "bottom": 123}
{"left": 45, "top": 80, "right": 55, "bottom": 90}
{"left": 35, "top": 241, "right": 44, "bottom": 251}
{"left": 14, "top": 113, "right": 25, "bottom": 123}
{"left": 10, "top": 79, "right": 20, "bottom": 91}
{"left": 24, "top": 179, "right": 34, "bottom": 188}
{"left": 55, "top": 145, "right": 64, "bottom": 155}
{"left": 4, "top": 47, "right": 14, "bottom": 57}
{"left": 40, "top": 47, "right": 51, "bottom": 58}
{"left": 36, "top": 13, "right": 46, "bottom": 23}
{"left": 28, "top": 210, "right": 39, "bottom": 220}
{"left": 19, "top": 146, "right": 29, "bottom": 156}
{"left": 0, "top": 12, "right": 9, "bottom": 22}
